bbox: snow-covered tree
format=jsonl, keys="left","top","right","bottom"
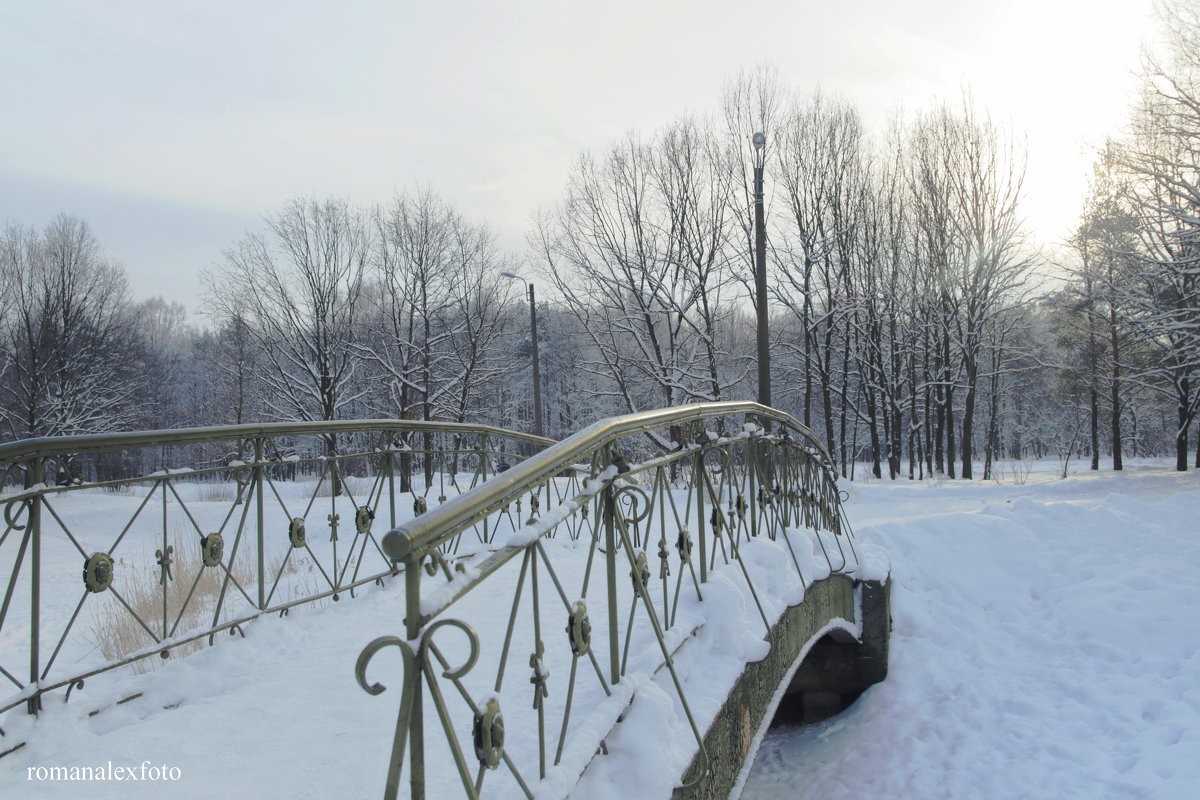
{"left": 362, "top": 188, "right": 515, "bottom": 425}
{"left": 205, "top": 196, "right": 370, "bottom": 424}
{"left": 1105, "top": 0, "right": 1200, "bottom": 470}
{"left": 0, "top": 215, "right": 147, "bottom": 446}
{"left": 534, "top": 118, "right": 743, "bottom": 448}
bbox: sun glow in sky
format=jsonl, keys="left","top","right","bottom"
{"left": 0, "top": 0, "right": 1158, "bottom": 310}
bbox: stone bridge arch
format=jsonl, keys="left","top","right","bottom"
{"left": 674, "top": 575, "right": 891, "bottom": 800}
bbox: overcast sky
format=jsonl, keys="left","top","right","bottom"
{"left": 0, "top": 0, "right": 1158, "bottom": 315}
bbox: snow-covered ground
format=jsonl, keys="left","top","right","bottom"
{"left": 2, "top": 459, "right": 1196, "bottom": 798}
{"left": 0, "top": 468, "right": 855, "bottom": 800}
{"left": 745, "top": 459, "right": 1200, "bottom": 800}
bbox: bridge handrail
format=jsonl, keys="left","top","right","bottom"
{"left": 0, "top": 419, "right": 554, "bottom": 465}
{"left": 386, "top": 401, "right": 832, "bottom": 565}
{"left": 359, "top": 401, "right": 853, "bottom": 799}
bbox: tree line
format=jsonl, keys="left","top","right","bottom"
{"left": 4, "top": 5, "right": 1199, "bottom": 477}
{"left": 1060, "top": 0, "right": 1200, "bottom": 472}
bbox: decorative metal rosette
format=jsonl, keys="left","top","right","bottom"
{"left": 288, "top": 517, "right": 306, "bottom": 548}
{"left": 201, "top": 533, "right": 224, "bottom": 567}
{"left": 676, "top": 526, "right": 693, "bottom": 560}
{"left": 472, "top": 697, "right": 505, "bottom": 770}
{"left": 566, "top": 601, "right": 591, "bottom": 656}
{"left": 630, "top": 550, "right": 650, "bottom": 591}
{"left": 83, "top": 552, "right": 114, "bottom": 593}
{"left": 355, "top": 505, "right": 375, "bottom": 534}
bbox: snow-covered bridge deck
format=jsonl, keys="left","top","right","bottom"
{"left": 0, "top": 403, "right": 887, "bottom": 798}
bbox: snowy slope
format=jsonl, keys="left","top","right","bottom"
{"left": 744, "top": 461, "right": 1200, "bottom": 800}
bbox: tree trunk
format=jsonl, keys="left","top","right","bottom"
{"left": 924, "top": 383, "right": 933, "bottom": 479}
{"left": 803, "top": 286, "right": 814, "bottom": 429}
{"left": 1177, "top": 376, "right": 1191, "bottom": 472}
{"left": 871, "top": 385, "right": 884, "bottom": 480}
{"left": 839, "top": 333, "right": 852, "bottom": 477}
{"left": 984, "top": 366, "right": 1000, "bottom": 482}
{"left": 961, "top": 353, "right": 977, "bottom": 480}
{"left": 1090, "top": 386, "right": 1100, "bottom": 470}
{"left": 946, "top": 385, "right": 956, "bottom": 479}
{"left": 943, "top": 326, "right": 956, "bottom": 480}
{"left": 1109, "top": 309, "right": 1123, "bottom": 471}
{"left": 934, "top": 390, "right": 945, "bottom": 476}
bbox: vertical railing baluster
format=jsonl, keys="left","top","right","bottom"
{"left": 255, "top": 437, "right": 265, "bottom": 610}
{"left": 479, "top": 435, "right": 490, "bottom": 543}
{"left": 27, "top": 457, "right": 41, "bottom": 714}
{"left": 387, "top": 450, "right": 397, "bottom": 530}
{"left": 744, "top": 434, "right": 753, "bottom": 542}
{"left": 404, "top": 546, "right": 425, "bottom": 800}
{"left": 162, "top": 478, "right": 169, "bottom": 639}
{"left": 531, "top": 547, "right": 546, "bottom": 779}
{"left": 694, "top": 441, "right": 707, "bottom": 585}
{"left": 330, "top": 463, "right": 340, "bottom": 595}
{"left": 427, "top": 440, "right": 435, "bottom": 500}
{"left": 657, "top": 466, "right": 669, "bottom": 625}
{"left": 603, "top": 454, "right": 620, "bottom": 686}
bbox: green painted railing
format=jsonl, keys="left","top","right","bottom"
{"left": 0, "top": 419, "right": 553, "bottom": 718}
{"left": 355, "top": 402, "right": 855, "bottom": 799}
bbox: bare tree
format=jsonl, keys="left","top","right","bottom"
{"left": 535, "top": 118, "right": 742, "bottom": 449}
{"left": 773, "top": 91, "right": 870, "bottom": 467}
{"left": 206, "top": 197, "right": 369, "bottom": 424}
{"left": 1063, "top": 147, "right": 1143, "bottom": 470}
{"left": 0, "top": 215, "right": 145, "bottom": 447}
{"left": 440, "top": 224, "right": 516, "bottom": 425}
{"left": 653, "top": 117, "right": 742, "bottom": 405}
{"left": 205, "top": 197, "right": 369, "bottom": 491}
{"left": 905, "top": 97, "right": 1035, "bottom": 479}
{"left": 1110, "top": 0, "right": 1200, "bottom": 470}
{"left": 363, "top": 188, "right": 513, "bottom": 424}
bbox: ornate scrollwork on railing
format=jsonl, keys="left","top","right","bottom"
{"left": 355, "top": 635, "right": 419, "bottom": 800}
{"left": 3, "top": 498, "right": 28, "bottom": 532}
{"left": 473, "top": 697, "right": 506, "bottom": 770}
{"left": 356, "top": 618, "right": 536, "bottom": 800}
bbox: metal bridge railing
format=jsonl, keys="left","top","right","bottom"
{"left": 356, "top": 401, "right": 857, "bottom": 799}
{"left": 0, "top": 419, "right": 553, "bottom": 718}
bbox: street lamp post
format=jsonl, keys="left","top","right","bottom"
{"left": 502, "top": 272, "right": 544, "bottom": 438}
{"left": 753, "top": 131, "right": 771, "bottom": 415}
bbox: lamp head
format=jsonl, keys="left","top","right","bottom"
{"left": 752, "top": 131, "right": 765, "bottom": 151}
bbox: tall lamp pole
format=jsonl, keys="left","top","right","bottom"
{"left": 753, "top": 131, "right": 771, "bottom": 413}
{"left": 502, "top": 272, "right": 544, "bottom": 438}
